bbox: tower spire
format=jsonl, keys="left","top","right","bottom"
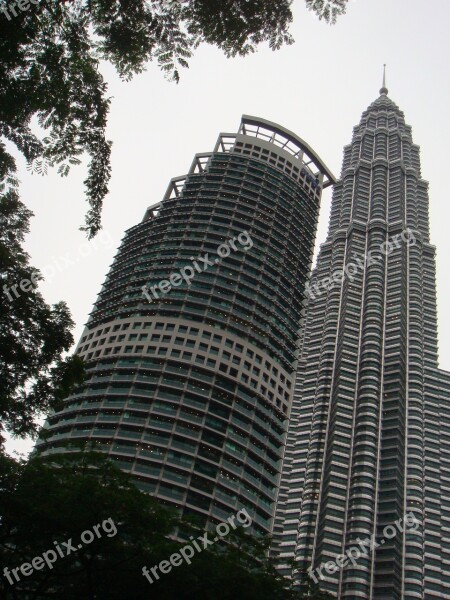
{"left": 380, "top": 64, "right": 388, "bottom": 95}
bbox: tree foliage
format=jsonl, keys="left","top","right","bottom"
{"left": 0, "top": 450, "right": 325, "bottom": 599}
{"left": 305, "top": 0, "right": 348, "bottom": 24}
{"left": 0, "top": 0, "right": 348, "bottom": 237}
{"left": 0, "top": 193, "right": 85, "bottom": 448}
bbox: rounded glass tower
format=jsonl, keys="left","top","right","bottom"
{"left": 37, "top": 116, "right": 334, "bottom": 535}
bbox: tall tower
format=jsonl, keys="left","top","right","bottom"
{"left": 274, "top": 80, "right": 450, "bottom": 599}
{"left": 36, "top": 116, "right": 334, "bottom": 536}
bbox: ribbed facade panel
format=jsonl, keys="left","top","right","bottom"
{"left": 274, "top": 91, "right": 450, "bottom": 599}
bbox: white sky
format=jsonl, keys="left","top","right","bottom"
{"left": 6, "top": 0, "right": 450, "bottom": 456}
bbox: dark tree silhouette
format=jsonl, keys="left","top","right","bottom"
{"left": 0, "top": 194, "right": 84, "bottom": 448}
{"left": 0, "top": 450, "right": 315, "bottom": 599}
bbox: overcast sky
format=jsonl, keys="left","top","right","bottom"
{"left": 6, "top": 0, "right": 450, "bottom": 455}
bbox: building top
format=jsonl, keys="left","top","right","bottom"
{"left": 238, "top": 115, "right": 336, "bottom": 187}
{"left": 160, "top": 115, "right": 336, "bottom": 206}
{"left": 212, "top": 115, "right": 335, "bottom": 189}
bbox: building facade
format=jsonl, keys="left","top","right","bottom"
{"left": 273, "top": 86, "right": 450, "bottom": 598}
{"left": 36, "top": 116, "right": 334, "bottom": 536}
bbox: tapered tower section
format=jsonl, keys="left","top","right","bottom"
{"left": 36, "top": 116, "right": 334, "bottom": 536}
{"left": 274, "top": 87, "right": 450, "bottom": 599}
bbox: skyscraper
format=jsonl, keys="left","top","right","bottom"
{"left": 274, "top": 81, "right": 450, "bottom": 599}
{"left": 36, "top": 116, "right": 334, "bottom": 536}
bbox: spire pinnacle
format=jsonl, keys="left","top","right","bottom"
{"left": 380, "top": 64, "right": 388, "bottom": 95}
